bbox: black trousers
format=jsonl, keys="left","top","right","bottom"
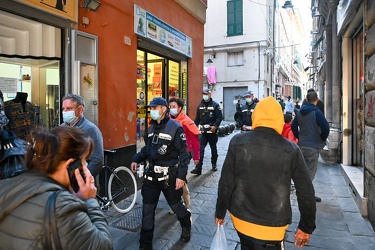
{"left": 197, "top": 132, "right": 218, "bottom": 168}
{"left": 237, "top": 231, "right": 284, "bottom": 250}
{"left": 139, "top": 179, "right": 191, "bottom": 249}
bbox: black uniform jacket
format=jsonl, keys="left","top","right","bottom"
{"left": 239, "top": 101, "right": 257, "bottom": 128}
{"left": 194, "top": 98, "right": 223, "bottom": 128}
{"left": 132, "top": 116, "right": 190, "bottom": 182}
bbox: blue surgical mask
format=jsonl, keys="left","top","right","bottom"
{"left": 150, "top": 110, "right": 161, "bottom": 120}
{"left": 170, "top": 108, "right": 178, "bottom": 117}
{"left": 203, "top": 95, "right": 209, "bottom": 101}
{"left": 246, "top": 98, "right": 253, "bottom": 103}
{"left": 62, "top": 110, "right": 77, "bottom": 124}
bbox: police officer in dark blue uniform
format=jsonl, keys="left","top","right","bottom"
{"left": 191, "top": 88, "right": 223, "bottom": 175}
{"left": 130, "top": 97, "right": 191, "bottom": 250}
{"left": 238, "top": 91, "right": 257, "bottom": 131}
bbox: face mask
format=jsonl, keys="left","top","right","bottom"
{"left": 150, "top": 109, "right": 161, "bottom": 120}
{"left": 246, "top": 98, "right": 253, "bottom": 103}
{"left": 63, "top": 110, "right": 77, "bottom": 124}
{"left": 203, "top": 95, "right": 209, "bottom": 101}
{"left": 170, "top": 108, "right": 179, "bottom": 117}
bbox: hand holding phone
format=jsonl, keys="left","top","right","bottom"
{"left": 67, "top": 158, "right": 86, "bottom": 193}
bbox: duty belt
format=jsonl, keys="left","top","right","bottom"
{"left": 145, "top": 175, "right": 169, "bottom": 181}
{"left": 144, "top": 164, "right": 177, "bottom": 182}
{"left": 199, "top": 124, "right": 213, "bottom": 133}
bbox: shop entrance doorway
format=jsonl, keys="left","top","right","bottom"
{"left": 136, "top": 49, "right": 186, "bottom": 151}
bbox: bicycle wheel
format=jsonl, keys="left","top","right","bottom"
{"left": 108, "top": 166, "right": 137, "bottom": 213}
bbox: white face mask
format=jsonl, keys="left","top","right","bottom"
{"left": 150, "top": 109, "right": 161, "bottom": 120}
{"left": 203, "top": 95, "right": 209, "bottom": 101}
{"left": 62, "top": 110, "right": 77, "bottom": 124}
{"left": 170, "top": 108, "right": 179, "bottom": 117}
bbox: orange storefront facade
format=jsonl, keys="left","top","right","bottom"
{"left": 0, "top": 0, "right": 206, "bottom": 166}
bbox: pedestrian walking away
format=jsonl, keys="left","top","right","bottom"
{"left": 277, "top": 97, "right": 286, "bottom": 112}
{"left": 0, "top": 126, "right": 112, "bottom": 249}
{"left": 215, "top": 96, "right": 316, "bottom": 250}
{"left": 191, "top": 88, "right": 223, "bottom": 175}
{"left": 169, "top": 97, "right": 201, "bottom": 211}
{"left": 285, "top": 96, "right": 295, "bottom": 115}
{"left": 130, "top": 97, "right": 191, "bottom": 250}
{"left": 238, "top": 90, "right": 257, "bottom": 131}
{"left": 302, "top": 88, "right": 324, "bottom": 115}
{"left": 61, "top": 94, "right": 104, "bottom": 178}
{"left": 282, "top": 113, "right": 298, "bottom": 144}
{"left": 292, "top": 92, "right": 330, "bottom": 202}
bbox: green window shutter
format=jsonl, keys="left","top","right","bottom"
{"left": 227, "top": 0, "right": 243, "bottom": 36}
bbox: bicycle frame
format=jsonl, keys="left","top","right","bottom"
{"left": 96, "top": 165, "right": 128, "bottom": 209}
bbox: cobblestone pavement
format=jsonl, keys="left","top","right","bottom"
{"left": 106, "top": 127, "right": 375, "bottom": 250}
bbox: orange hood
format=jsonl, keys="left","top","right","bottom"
{"left": 251, "top": 96, "right": 284, "bottom": 135}
{"left": 172, "top": 111, "right": 201, "bottom": 135}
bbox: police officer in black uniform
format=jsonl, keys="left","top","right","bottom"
{"left": 238, "top": 90, "right": 257, "bottom": 131}
{"left": 130, "top": 97, "right": 191, "bottom": 250}
{"left": 191, "top": 88, "right": 223, "bottom": 175}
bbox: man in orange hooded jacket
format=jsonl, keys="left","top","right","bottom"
{"left": 215, "top": 97, "right": 316, "bottom": 249}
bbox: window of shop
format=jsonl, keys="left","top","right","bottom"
{"left": 136, "top": 49, "right": 187, "bottom": 149}
{"left": 0, "top": 60, "right": 61, "bottom": 136}
{"left": 0, "top": 10, "right": 62, "bottom": 140}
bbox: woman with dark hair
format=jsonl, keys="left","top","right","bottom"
{"left": 0, "top": 126, "right": 112, "bottom": 249}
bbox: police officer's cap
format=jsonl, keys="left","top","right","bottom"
{"left": 148, "top": 97, "right": 168, "bottom": 107}
{"left": 202, "top": 88, "right": 211, "bottom": 94}
{"left": 245, "top": 91, "right": 254, "bottom": 97}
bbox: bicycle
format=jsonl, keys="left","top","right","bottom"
{"left": 96, "top": 149, "right": 138, "bottom": 213}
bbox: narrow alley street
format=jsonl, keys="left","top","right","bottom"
{"left": 106, "top": 128, "right": 375, "bottom": 250}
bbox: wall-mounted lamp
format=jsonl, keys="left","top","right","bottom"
{"left": 304, "top": 66, "right": 318, "bottom": 72}
{"left": 84, "top": 0, "right": 101, "bottom": 11}
{"left": 206, "top": 49, "right": 217, "bottom": 64}
{"left": 206, "top": 58, "right": 213, "bottom": 64}
{"left": 282, "top": 0, "right": 294, "bottom": 9}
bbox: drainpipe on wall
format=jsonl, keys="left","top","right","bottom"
{"left": 256, "top": 41, "right": 261, "bottom": 98}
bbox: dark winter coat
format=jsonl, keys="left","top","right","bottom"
{"left": 215, "top": 97, "right": 316, "bottom": 234}
{"left": 292, "top": 102, "right": 330, "bottom": 149}
{"left": 0, "top": 172, "right": 112, "bottom": 249}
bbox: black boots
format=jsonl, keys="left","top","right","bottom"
{"left": 180, "top": 226, "right": 191, "bottom": 242}
{"left": 190, "top": 168, "right": 201, "bottom": 175}
{"left": 191, "top": 164, "right": 217, "bottom": 174}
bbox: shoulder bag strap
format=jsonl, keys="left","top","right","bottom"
{"left": 44, "top": 190, "right": 62, "bottom": 250}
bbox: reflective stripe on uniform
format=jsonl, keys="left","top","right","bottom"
{"left": 158, "top": 133, "right": 172, "bottom": 141}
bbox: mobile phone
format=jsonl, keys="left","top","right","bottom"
{"left": 67, "top": 158, "right": 85, "bottom": 192}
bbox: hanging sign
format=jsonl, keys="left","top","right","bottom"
{"left": 134, "top": 5, "right": 192, "bottom": 58}
{"left": 20, "top": 0, "right": 77, "bottom": 22}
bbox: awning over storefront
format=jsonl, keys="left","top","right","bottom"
{"left": 337, "top": 0, "right": 362, "bottom": 35}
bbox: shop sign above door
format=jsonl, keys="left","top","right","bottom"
{"left": 20, "top": 0, "right": 77, "bottom": 22}
{"left": 134, "top": 5, "right": 192, "bottom": 58}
